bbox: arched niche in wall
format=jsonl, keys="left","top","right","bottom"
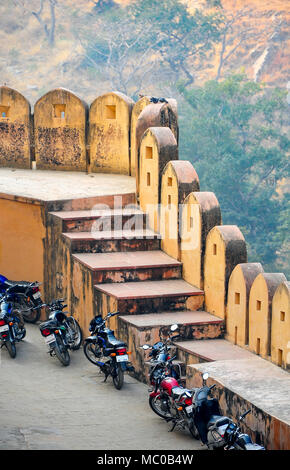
{"left": 160, "top": 160, "right": 199, "bottom": 261}
{"left": 271, "top": 281, "right": 290, "bottom": 369}
{"left": 204, "top": 225, "right": 247, "bottom": 319}
{"left": 227, "top": 262, "right": 264, "bottom": 346}
{"left": 180, "top": 192, "right": 222, "bottom": 289}
{"left": 249, "top": 272, "right": 287, "bottom": 359}
{"left": 135, "top": 99, "right": 178, "bottom": 194}
{"left": 89, "top": 91, "right": 134, "bottom": 175}
{"left": 34, "top": 87, "right": 88, "bottom": 171}
{"left": 139, "top": 127, "right": 178, "bottom": 232}
{"left": 0, "top": 86, "right": 31, "bottom": 169}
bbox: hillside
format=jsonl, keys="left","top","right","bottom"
{"left": 0, "top": 0, "right": 289, "bottom": 105}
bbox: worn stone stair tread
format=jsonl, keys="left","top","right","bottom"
{"left": 175, "top": 339, "right": 255, "bottom": 362}
{"left": 63, "top": 229, "right": 161, "bottom": 241}
{"left": 73, "top": 250, "right": 181, "bottom": 271}
{"left": 94, "top": 279, "right": 204, "bottom": 299}
{"left": 119, "top": 310, "right": 223, "bottom": 328}
{"left": 49, "top": 207, "right": 144, "bottom": 219}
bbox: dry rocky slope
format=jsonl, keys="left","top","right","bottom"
{"left": 0, "top": 0, "right": 289, "bottom": 105}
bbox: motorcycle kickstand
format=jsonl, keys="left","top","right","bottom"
{"left": 168, "top": 420, "right": 177, "bottom": 432}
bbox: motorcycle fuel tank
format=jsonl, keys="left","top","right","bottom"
{"left": 160, "top": 377, "right": 179, "bottom": 395}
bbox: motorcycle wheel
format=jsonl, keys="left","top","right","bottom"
{"left": 17, "top": 328, "right": 26, "bottom": 341}
{"left": 112, "top": 363, "right": 124, "bottom": 390}
{"left": 54, "top": 336, "right": 70, "bottom": 366}
{"left": 149, "top": 395, "right": 172, "bottom": 420}
{"left": 14, "top": 299, "right": 41, "bottom": 323}
{"left": 65, "top": 317, "right": 82, "bottom": 350}
{"left": 6, "top": 341, "right": 17, "bottom": 359}
{"left": 83, "top": 341, "right": 103, "bottom": 365}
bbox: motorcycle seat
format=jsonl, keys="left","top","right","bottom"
{"left": 39, "top": 320, "right": 58, "bottom": 330}
{"left": 171, "top": 386, "right": 192, "bottom": 399}
{"left": 207, "top": 415, "right": 231, "bottom": 429}
{"left": 106, "top": 337, "right": 127, "bottom": 348}
{"left": 4, "top": 280, "right": 30, "bottom": 287}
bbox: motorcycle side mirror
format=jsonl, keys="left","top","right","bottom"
{"left": 170, "top": 324, "right": 179, "bottom": 332}
{"left": 202, "top": 372, "right": 209, "bottom": 381}
{"left": 142, "top": 344, "right": 151, "bottom": 350}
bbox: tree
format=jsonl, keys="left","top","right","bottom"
{"left": 77, "top": 0, "right": 224, "bottom": 94}
{"left": 31, "top": 0, "right": 57, "bottom": 46}
{"left": 178, "top": 74, "right": 290, "bottom": 273}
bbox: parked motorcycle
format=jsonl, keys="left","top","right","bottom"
{"left": 39, "top": 299, "right": 82, "bottom": 366}
{"left": 193, "top": 373, "right": 265, "bottom": 450}
{"left": 142, "top": 324, "right": 198, "bottom": 437}
{"left": 0, "top": 274, "right": 43, "bottom": 323}
{"left": 83, "top": 311, "right": 133, "bottom": 390}
{"left": 142, "top": 323, "right": 181, "bottom": 379}
{"left": 0, "top": 290, "right": 26, "bottom": 358}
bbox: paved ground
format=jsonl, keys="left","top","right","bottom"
{"left": 0, "top": 324, "right": 203, "bottom": 451}
{"left": 0, "top": 168, "right": 136, "bottom": 201}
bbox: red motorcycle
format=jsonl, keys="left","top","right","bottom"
{"left": 142, "top": 325, "right": 199, "bottom": 438}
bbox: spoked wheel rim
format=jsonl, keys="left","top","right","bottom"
{"left": 149, "top": 395, "right": 172, "bottom": 420}
{"left": 83, "top": 341, "right": 103, "bottom": 365}
{"left": 14, "top": 300, "right": 41, "bottom": 323}
{"left": 65, "top": 317, "right": 82, "bottom": 350}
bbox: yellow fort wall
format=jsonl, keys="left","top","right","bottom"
{"left": 130, "top": 96, "right": 151, "bottom": 177}
{"left": 180, "top": 192, "right": 221, "bottom": 289}
{"left": 0, "top": 86, "right": 31, "bottom": 169}
{"left": 135, "top": 100, "right": 178, "bottom": 195}
{"left": 204, "top": 225, "right": 247, "bottom": 319}
{"left": 160, "top": 160, "right": 199, "bottom": 261}
{"left": 249, "top": 273, "right": 287, "bottom": 359}
{"left": 89, "top": 91, "right": 134, "bottom": 175}
{"left": 34, "top": 88, "right": 88, "bottom": 171}
{"left": 226, "top": 263, "right": 264, "bottom": 346}
{"left": 139, "top": 127, "right": 178, "bottom": 232}
{"left": 0, "top": 197, "right": 45, "bottom": 290}
{"left": 271, "top": 281, "right": 290, "bottom": 369}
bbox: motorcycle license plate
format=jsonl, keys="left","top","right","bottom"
{"left": 33, "top": 292, "right": 41, "bottom": 299}
{"left": 45, "top": 334, "right": 55, "bottom": 345}
{"left": 116, "top": 354, "right": 128, "bottom": 362}
{"left": 186, "top": 405, "right": 193, "bottom": 414}
{"left": 0, "top": 324, "right": 9, "bottom": 333}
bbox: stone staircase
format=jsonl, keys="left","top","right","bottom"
{"left": 48, "top": 197, "right": 226, "bottom": 383}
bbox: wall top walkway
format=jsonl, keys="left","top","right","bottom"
{"left": 0, "top": 168, "right": 136, "bottom": 203}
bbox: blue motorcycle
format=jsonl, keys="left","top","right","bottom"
{"left": 0, "top": 274, "right": 43, "bottom": 323}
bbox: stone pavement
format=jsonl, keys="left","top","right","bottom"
{"left": 0, "top": 168, "right": 136, "bottom": 201}
{"left": 0, "top": 324, "right": 203, "bottom": 451}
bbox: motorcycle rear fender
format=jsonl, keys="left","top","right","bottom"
{"left": 84, "top": 335, "right": 97, "bottom": 343}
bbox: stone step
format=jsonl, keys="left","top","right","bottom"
{"left": 63, "top": 229, "right": 161, "bottom": 253}
{"left": 94, "top": 279, "right": 204, "bottom": 316}
{"left": 72, "top": 250, "right": 182, "bottom": 284}
{"left": 115, "top": 311, "right": 224, "bottom": 383}
{"left": 174, "top": 338, "right": 255, "bottom": 369}
{"left": 49, "top": 207, "right": 146, "bottom": 232}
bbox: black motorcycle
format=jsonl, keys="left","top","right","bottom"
{"left": 142, "top": 323, "right": 182, "bottom": 380}
{"left": 39, "top": 299, "right": 82, "bottom": 366}
{"left": 0, "top": 274, "right": 43, "bottom": 323}
{"left": 0, "top": 291, "right": 26, "bottom": 358}
{"left": 83, "top": 311, "right": 133, "bottom": 390}
{"left": 193, "top": 373, "right": 265, "bottom": 450}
